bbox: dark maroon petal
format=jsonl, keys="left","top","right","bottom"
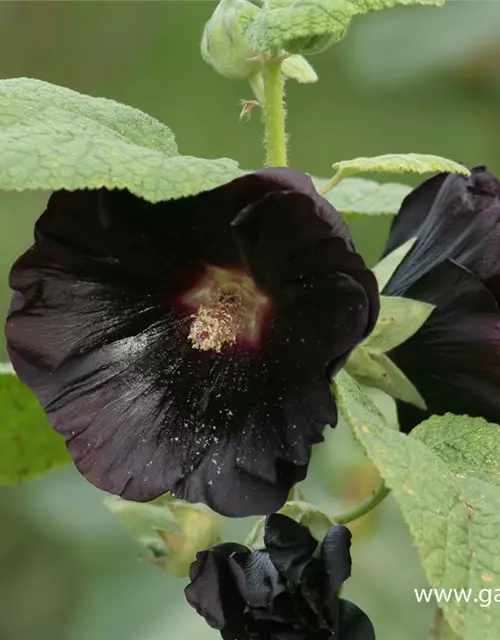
{"left": 6, "top": 169, "right": 377, "bottom": 516}
{"left": 320, "top": 525, "right": 352, "bottom": 596}
{"left": 264, "top": 513, "right": 318, "bottom": 581}
{"left": 235, "top": 550, "right": 286, "bottom": 609}
{"left": 185, "top": 543, "right": 249, "bottom": 631}
{"left": 232, "top": 187, "right": 379, "bottom": 340}
{"left": 338, "top": 600, "right": 376, "bottom": 640}
{"left": 384, "top": 167, "right": 500, "bottom": 296}
{"left": 388, "top": 260, "right": 500, "bottom": 433}
{"left": 383, "top": 172, "right": 448, "bottom": 256}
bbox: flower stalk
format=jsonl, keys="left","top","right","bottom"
{"left": 262, "top": 59, "right": 287, "bottom": 167}
{"left": 333, "top": 479, "right": 391, "bottom": 525}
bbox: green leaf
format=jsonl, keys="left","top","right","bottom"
{"left": 246, "top": 0, "right": 444, "bottom": 55}
{"left": 314, "top": 176, "right": 412, "bottom": 216}
{"left": 334, "top": 370, "right": 500, "bottom": 640}
{"left": 345, "top": 348, "right": 426, "bottom": 410}
{"left": 0, "top": 77, "right": 243, "bottom": 202}
{"left": 373, "top": 238, "right": 416, "bottom": 291}
{"left": 364, "top": 295, "right": 434, "bottom": 353}
{"left": 0, "top": 363, "right": 70, "bottom": 483}
{"left": 332, "top": 153, "right": 470, "bottom": 180}
{"left": 413, "top": 414, "right": 500, "bottom": 488}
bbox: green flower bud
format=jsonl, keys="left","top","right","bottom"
{"left": 105, "top": 495, "right": 223, "bottom": 577}
{"left": 201, "top": 0, "right": 261, "bottom": 80}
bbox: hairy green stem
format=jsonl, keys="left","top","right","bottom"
{"left": 262, "top": 60, "right": 287, "bottom": 167}
{"left": 333, "top": 479, "right": 391, "bottom": 525}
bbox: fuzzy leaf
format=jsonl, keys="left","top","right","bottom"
{"left": 0, "top": 77, "right": 243, "bottom": 203}
{"left": 332, "top": 153, "right": 470, "bottom": 180}
{"left": 335, "top": 370, "right": 500, "bottom": 640}
{"left": 314, "top": 176, "right": 412, "bottom": 217}
{"left": 414, "top": 415, "right": 500, "bottom": 488}
{"left": 246, "top": 0, "right": 444, "bottom": 55}
{"left": 364, "top": 295, "right": 434, "bottom": 353}
{"left": 373, "top": 238, "right": 416, "bottom": 291}
{"left": 0, "top": 363, "right": 70, "bottom": 483}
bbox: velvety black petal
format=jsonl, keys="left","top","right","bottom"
{"left": 388, "top": 260, "right": 500, "bottom": 433}
{"left": 338, "top": 599, "right": 376, "bottom": 640}
{"left": 6, "top": 169, "right": 377, "bottom": 517}
{"left": 235, "top": 550, "right": 286, "bottom": 608}
{"left": 185, "top": 543, "right": 249, "bottom": 632}
{"left": 321, "top": 525, "right": 352, "bottom": 596}
{"left": 384, "top": 167, "right": 500, "bottom": 296}
{"left": 264, "top": 513, "right": 318, "bottom": 582}
{"left": 185, "top": 515, "right": 371, "bottom": 640}
{"left": 383, "top": 172, "right": 448, "bottom": 256}
{"left": 233, "top": 188, "right": 379, "bottom": 340}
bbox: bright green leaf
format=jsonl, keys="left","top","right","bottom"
{"left": 314, "top": 176, "right": 412, "bottom": 217}
{"left": 0, "top": 363, "right": 70, "bottom": 483}
{"left": 0, "top": 77, "right": 243, "bottom": 203}
{"left": 373, "top": 238, "right": 416, "bottom": 291}
{"left": 246, "top": 0, "right": 444, "bottom": 55}
{"left": 414, "top": 414, "right": 500, "bottom": 488}
{"left": 334, "top": 370, "right": 500, "bottom": 640}
{"left": 332, "top": 153, "right": 470, "bottom": 180}
{"left": 364, "top": 295, "right": 434, "bottom": 353}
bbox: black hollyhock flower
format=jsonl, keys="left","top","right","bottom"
{"left": 382, "top": 165, "right": 500, "bottom": 433}
{"left": 185, "top": 513, "right": 375, "bottom": 640}
{"left": 5, "top": 169, "right": 378, "bottom": 517}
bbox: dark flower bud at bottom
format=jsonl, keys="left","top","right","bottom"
{"left": 6, "top": 168, "right": 378, "bottom": 517}
{"left": 185, "top": 513, "right": 376, "bottom": 640}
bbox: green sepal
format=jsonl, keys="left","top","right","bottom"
{"left": 363, "top": 295, "right": 435, "bottom": 353}
{"left": 104, "top": 494, "right": 223, "bottom": 577}
{"left": 345, "top": 348, "right": 426, "bottom": 410}
{"left": 373, "top": 238, "right": 416, "bottom": 291}
{"left": 246, "top": 501, "right": 333, "bottom": 550}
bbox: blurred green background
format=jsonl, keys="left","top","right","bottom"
{"left": 1, "top": 2, "right": 499, "bottom": 639}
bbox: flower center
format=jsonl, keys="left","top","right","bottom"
{"left": 182, "top": 266, "right": 269, "bottom": 353}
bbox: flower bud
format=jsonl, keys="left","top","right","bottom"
{"left": 105, "top": 495, "right": 223, "bottom": 577}
{"left": 201, "top": 0, "right": 261, "bottom": 80}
